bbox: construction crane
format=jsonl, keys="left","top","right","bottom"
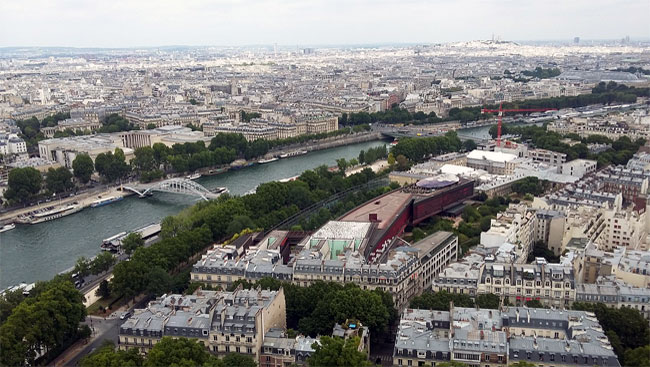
{"left": 481, "top": 103, "right": 558, "bottom": 147}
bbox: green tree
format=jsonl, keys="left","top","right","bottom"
{"left": 90, "top": 252, "right": 116, "bottom": 275}
{"left": 144, "top": 337, "right": 218, "bottom": 367}
{"left": 95, "top": 148, "right": 130, "bottom": 182}
{"left": 74, "top": 256, "right": 92, "bottom": 278}
{"left": 437, "top": 362, "right": 469, "bottom": 367}
{"left": 4, "top": 167, "right": 42, "bottom": 203}
{"left": 72, "top": 154, "right": 94, "bottom": 184}
{"left": 509, "top": 361, "right": 537, "bottom": 367}
{"left": 475, "top": 294, "right": 500, "bottom": 309}
{"left": 144, "top": 267, "right": 172, "bottom": 297}
{"left": 623, "top": 346, "right": 650, "bottom": 367}
{"left": 387, "top": 152, "right": 395, "bottom": 166}
{"left": 409, "top": 291, "right": 474, "bottom": 310}
{"left": 462, "top": 139, "right": 477, "bottom": 151}
{"left": 221, "top": 353, "right": 257, "bottom": 367}
{"left": 80, "top": 341, "right": 144, "bottom": 367}
{"left": 0, "top": 289, "right": 24, "bottom": 324}
{"left": 395, "top": 154, "right": 409, "bottom": 171}
{"left": 0, "top": 279, "right": 86, "bottom": 366}
{"left": 336, "top": 158, "right": 348, "bottom": 173}
{"left": 133, "top": 147, "right": 157, "bottom": 172}
{"left": 308, "top": 336, "right": 370, "bottom": 367}
{"left": 96, "top": 279, "right": 111, "bottom": 299}
{"left": 45, "top": 166, "right": 74, "bottom": 193}
{"left": 479, "top": 216, "right": 492, "bottom": 232}
{"left": 122, "top": 233, "right": 145, "bottom": 255}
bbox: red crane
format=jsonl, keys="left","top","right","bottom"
{"left": 481, "top": 103, "right": 557, "bottom": 146}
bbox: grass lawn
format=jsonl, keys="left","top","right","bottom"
{"left": 87, "top": 293, "right": 123, "bottom": 316}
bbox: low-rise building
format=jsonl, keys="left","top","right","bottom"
{"left": 467, "top": 150, "right": 519, "bottom": 175}
{"left": 528, "top": 148, "right": 567, "bottom": 165}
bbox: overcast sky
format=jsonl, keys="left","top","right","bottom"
{"left": 1, "top": 0, "right": 648, "bottom": 48}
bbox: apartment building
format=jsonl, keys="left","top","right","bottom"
{"left": 582, "top": 244, "right": 650, "bottom": 288}
{"left": 534, "top": 210, "right": 566, "bottom": 257}
{"left": 575, "top": 278, "right": 650, "bottom": 319}
{"left": 260, "top": 329, "right": 318, "bottom": 367}
{"left": 118, "top": 287, "right": 286, "bottom": 361}
{"left": 392, "top": 307, "right": 619, "bottom": 367}
{"left": 119, "top": 291, "right": 217, "bottom": 353}
{"left": 208, "top": 288, "right": 287, "bottom": 361}
{"left": 480, "top": 204, "right": 536, "bottom": 259}
{"left": 478, "top": 262, "right": 576, "bottom": 308}
{"left": 0, "top": 134, "right": 27, "bottom": 155}
{"left": 559, "top": 159, "right": 597, "bottom": 177}
{"left": 192, "top": 220, "right": 459, "bottom": 310}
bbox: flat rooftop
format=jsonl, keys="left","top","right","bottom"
{"left": 340, "top": 190, "right": 412, "bottom": 230}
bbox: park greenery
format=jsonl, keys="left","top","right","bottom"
{"left": 391, "top": 131, "right": 462, "bottom": 162}
{"left": 3, "top": 167, "right": 43, "bottom": 204}
{"left": 521, "top": 67, "right": 561, "bottom": 79}
{"left": 16, "top": 112, "right": 70, "bottom": 149}
{"left": 489, "top": 123, "right": 646, "bottom": 166}
{"left": 240, "top": 111, "right": 261, "bottom": 122}
{"left": 511, "top": 177, "right": 548, "bottom": 197}
{"left": 0, "top": 277, "right": 87, "bottom": 366}
{"left": 308, "top": 336, "right": 370, "bottom": 367}
{"left": 94, "top": 148, "right": 131, "bottom": 182}
{"left": 73, "top": 252, "right": 117, "bottom": 278}
{"left": 357, "top": 144, "right": 388, "bottom": 165}
{"left": 80, "top": 338, "right": 257, "bottom": 367}
{"left": 98, "top": 113, "right": 138, "bottom": 133}
{"left": 109, "top": 165, "right": 395, "bottom": 303}
{"left": 225, "top": 278, "right": 396, "bottom": 340}
{"left": 409, "top": 290, "right": 500, "bottom": 310}
{"left": 45, "top": 166, "right": 74, "bottom": 194}
{"left": 572, "top": 302, "right": 650, "bottom": 366}
{"left": 72, "top": 154, "right": 95, "bottom": 183}
{"left": 339, "top": 82, "right": 650, "bottom": 126}
{"left": 407, "top": 196, "right": 513, "bottom": 255}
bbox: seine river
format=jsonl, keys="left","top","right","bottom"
{"left": 0, "top": 140, "right": 386, "bottom": 289}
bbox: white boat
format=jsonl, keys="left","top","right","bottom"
{"left": 187, "top": 173, "right": 202, "bottom": 180}
{"left": 211, "top": 187, "right": 228, "bottom": 195}
{"left": 24, "top": 204, "right": 83, "bottom": 224}
{"left": 258, "top": 157, "right": 279, "bottom": 164}
{"left": 279, "top": 150, "right": 308, "bottom": 159}
{"left": 0, "top": 223, "right": 16, "bottom": 233}
{"left": 90, "top": 196, "right": 123, "bottom": 208}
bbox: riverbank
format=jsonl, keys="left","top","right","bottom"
{"left": 0, "top": 186, "right": 129, "bottom": 223}
{"left": 1, "top": 131, "right": 384, "bottom": 223}
{"left": 0, "top": 140, "right": 387, "bottom": 289}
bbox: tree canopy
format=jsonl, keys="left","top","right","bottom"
{"left": 308, "top": 336, "right": 370, "bottom": 367}
{"left": 72, "top": 154, "right": 94, "bottom": 183}
{"left": 4, "top": 167, "right": 42, "bottom": 203}
{"left": 45, "top": 167, "right": 74, "bottom": 194}
{"left": 0, "top": 279, "right": 86, "bottom": 366}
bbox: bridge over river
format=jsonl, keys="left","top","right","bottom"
{"left": 123, "top": 178, "right": 224, "bottom": 201}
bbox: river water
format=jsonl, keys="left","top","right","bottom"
{"left": 0, "top": 140, "right": 386, "bottom": 289}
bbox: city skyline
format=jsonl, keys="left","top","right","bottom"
{"left": 1, "top": 0, "right": 648, "bottom": 48}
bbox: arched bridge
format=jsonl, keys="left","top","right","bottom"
{"left": 123, "top": 178, "right": 224, "bottom": 201}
